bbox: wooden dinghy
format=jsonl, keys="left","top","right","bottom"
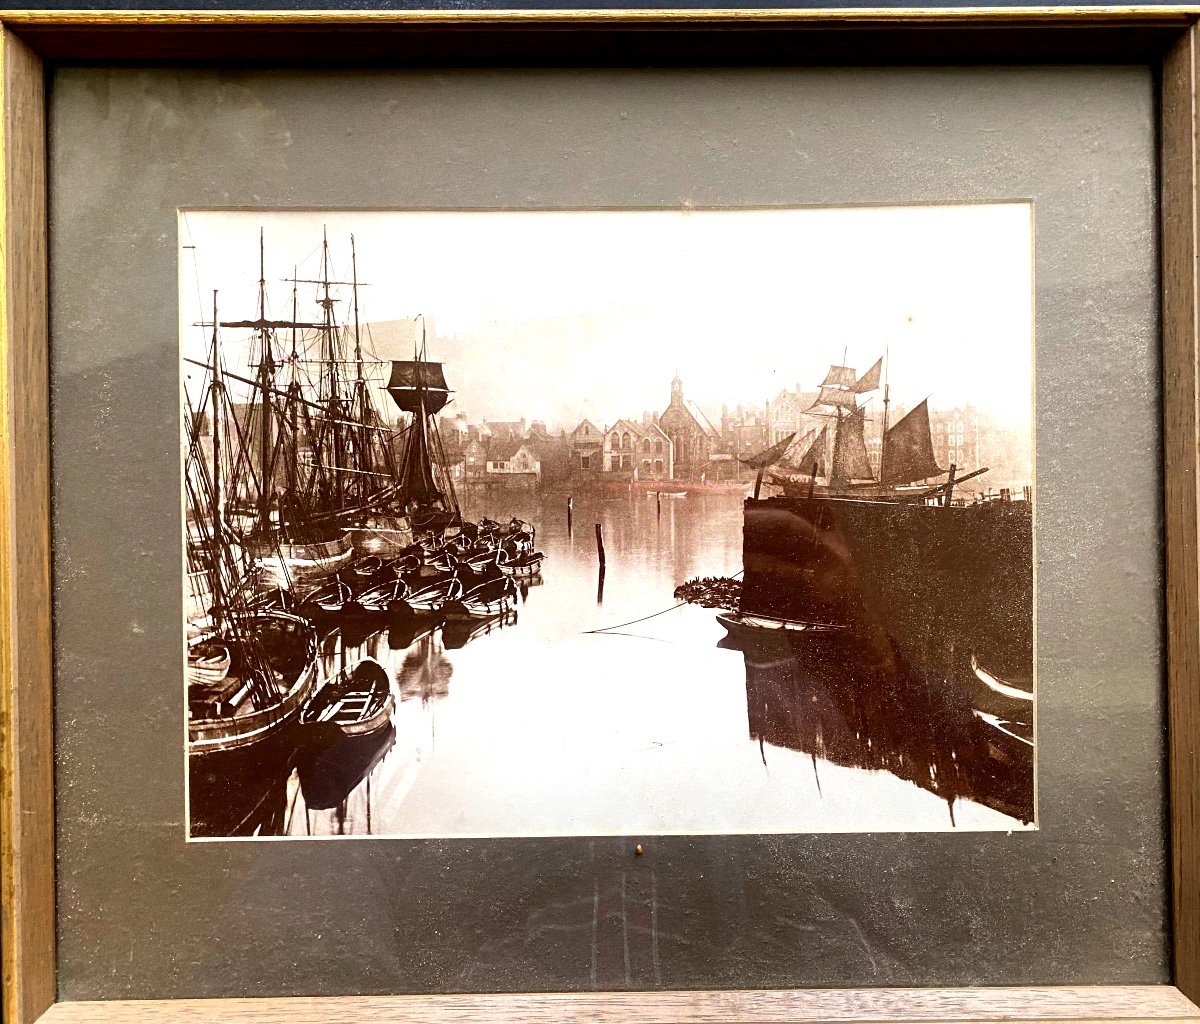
{"left": 451, "top": 571, "right": 519, "bottom": 618}
{"left": 301, "top": 657, "right": 395, "bottom": 738}
{"left": 499, "top": 550, "right": 546, "bottom": 579}
{"left": 187, "top": 637, "right": 231, "bottom": 686}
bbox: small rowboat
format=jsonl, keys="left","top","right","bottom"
{"left": 716, "top": 611, "right": 846, "bottom": 639}
{"left": 499, "top": 551, "right": 546, "bottom": 579}
{"left": 301, "top": 658, "right": 394, "bottom": 737}
{"left": 404, "top": 572, "right": 465, "bottom": 612}
{"left": 187, "top": 638, "right": 231, "bottom": 686}
{"left": 353, "top": 573, "right": 410, "bottom": 613}
{"left": 299, "top": 578, "right": 356, "bottom": 616}
{"left": 452, "top": 573, "right": 519, "bottom": 618}
{"left": 341, "top": 555, "right": 385, "bottom": 580}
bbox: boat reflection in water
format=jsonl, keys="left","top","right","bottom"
{"left": 189, "top": 487, "right": 1033, "bottom": 839}
{"left": 723, "top": 625, "right": 1034, "bottom": 826}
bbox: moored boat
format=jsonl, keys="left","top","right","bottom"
{"left": 301, "top": 656, "right": 395, "bottom": 737}
{"left": 188, "top": 610, "right": 319, "bottom": 756}
{"left": 738, "top": 354, "right": 1033, "bottom": 683}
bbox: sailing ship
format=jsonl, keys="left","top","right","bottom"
{"left": 185, "top": 296, "right": 319, "bottom": 758}
{"left": 384, "top": 325, "right": 464, "bottom": 540}
{"left": 727, "top": 355, "right": 1033, "bottom": 686}
{"left": 213, "top": 232, "right": 357, "bottom": 594}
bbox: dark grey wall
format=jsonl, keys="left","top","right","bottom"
{"left": 50, "top": 65, "right": 1166, "bottom": 999}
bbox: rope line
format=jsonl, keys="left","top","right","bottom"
{"left": 584, "top": 602, "right": 686, "bottom": 635}
{"left": 583, "top": 568, "right": 744, "bottom": 635}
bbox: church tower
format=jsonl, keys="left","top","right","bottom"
{"left": 670, "top": 372, "right": 684, "bottom": 405}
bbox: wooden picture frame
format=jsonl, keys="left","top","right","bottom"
{"left": 3, "top": 8, "right": 1200, "bottom": 1022}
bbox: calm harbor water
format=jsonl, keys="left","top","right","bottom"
{"left": 188, "top": 489, "right": 1033, "bottom": 839}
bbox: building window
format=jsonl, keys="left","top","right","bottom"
{"left": 643, "top": 438, "right": 651, "bottom": 453}
{"left": 611, "top": 433, "right": 620, "bottom": 448}
{"left": 622, "top": 432, "right": 632, "bottom": 450}
{"left": 621, "top": 454, "right": 630, "bottom": 470}
{"left": 654, "top": 459, "right": 663, "bottom": 475}
{"left": 655, "top": 440, "right": 664, "bottom": 455}
{"left": 581, "top": 454, "right": 591, "bottom": 470}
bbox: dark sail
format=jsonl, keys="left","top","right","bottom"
{"left": 852, "top": 358, "right": 882, "bottom": 393}
{"left": 881, "top": 399, "right": 942, "bottom": 485}
{"left": 386, "top": 361, "right": 451, "bottom": 415}
{"left": 739, "top": 431, "right": 797, "bottom": 470}
{"left": 795, "top": 426, "right": 828, "bottom": 477}
{"left": 397, "top": 416, "right": 444, "bottom": 509}
{"left": 832, "top": 407, "right": 874, "bottom": 482}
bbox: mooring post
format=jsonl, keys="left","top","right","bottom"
{"left": 567, "top": 496, "right": 574, "bottom": 536}
{"left": 944, "top": 463, "right": 958, "bottom": 508}
{"left": 656, "top": 491, "right": 661, "bottom": 519}
{"left": 595, "top": 522, "right": 606, "bottom": 569}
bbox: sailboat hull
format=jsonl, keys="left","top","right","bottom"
{"left": 250, "top": 533, "right": 355, "bottom": 593}
{"left": 740, "top": 495, "right": 1033, "bottom": 682}
{"left": 188, "top": 610, "right": 319, "bottom": 756}
{"left": 346, "top": 514, "right": 415, "bottom": 557}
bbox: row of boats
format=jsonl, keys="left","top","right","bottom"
{"left": 184, "top": 232, "right": 543, "bottom": 766}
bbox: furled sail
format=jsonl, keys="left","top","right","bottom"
{"left": 880, "top": 399, "right": 943, "bottom": 485}
{"left": 821, "top": 365, "right": 857, "bottom": 388}
{"left": 386, "top": 360, "right": 451, "bottom": 415}
{"left": 831, "top": 406, "right": 874, "bottom": 481}
{"left": 219, "top": 318, "right": 325, "bottom": 331}
{"left": 739, "top": 431, "right": 797, "bottom": 470}
{"left": 852, "top": 358, "right": 883, "bottom": 393}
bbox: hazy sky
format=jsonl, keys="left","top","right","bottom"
{"left": 179, "top": 206, "right": 1034, "bottom": 432}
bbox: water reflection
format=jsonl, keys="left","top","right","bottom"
{"left": 725, "top": 629, "right": 1033, "bottom": 825}
{"left": 188, "top": 490, "right": 1033, "bottom": 838}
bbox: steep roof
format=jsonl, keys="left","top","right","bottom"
{"left": 684, "top": 401, "right": 722, "bottom": 440}
{"left": 487, "top": 439, "right": 523, "bottom": 461}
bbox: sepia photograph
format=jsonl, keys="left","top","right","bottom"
{"left": 179, "top": 205, "right": 1035, "bottom": 840}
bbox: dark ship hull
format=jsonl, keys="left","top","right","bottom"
{"left": 739, "top": 494, "right": 1033, "bottom": 683}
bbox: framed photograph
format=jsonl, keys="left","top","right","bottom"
{"left": 3, "top": 9, "right": 1200, "bottom": 1024}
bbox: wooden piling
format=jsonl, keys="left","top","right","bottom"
{"left": 656, "top": 491, "right": 661, "bottom": 519}
{"left": 595, "top": 522, "right": 606, "bottom": 569}
{"left": 567, "top": 496, "right": 574, "bottom": 535}
{"left": 944, "top": 463, "right": 958, "bottom": 508}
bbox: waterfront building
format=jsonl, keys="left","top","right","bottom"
{"left": 569, "top": 419, "right": 605, "bottom": 474}
{"left": 658, "top": 374, "right": 722, "bottom": 481}
{"left": 485, "top": 440, "right": 541, "bottom": 479}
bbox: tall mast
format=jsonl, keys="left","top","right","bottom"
{"left": 287, "top": 266, "right": 301, "bottom": 505}
{"left": 351, "top": 235, "right": 368, "bottom": 505}
{"left": 256, "top": 228, "right": 273, "bottom": 531}
{"left": 320, "top": 228, "right": 343, "bottom": 509}
{"left": 879, "top": 348, "right": 890, "bottom": 487}
{"left": 208, "top": 290, "right": 225, "bottom": 630}
{"left": 351, "top": 235, "right": 363, "bottom": 386}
